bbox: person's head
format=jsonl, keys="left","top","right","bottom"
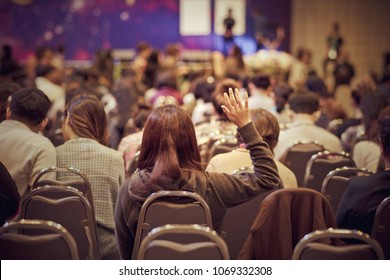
{"left": 138, "top": 104, "right": 202, "bottom": 183}
{"left": 193, "top": 76, "right": 216, "bottom": 103}
{"left": 7, "top": 88, "right": 51, "bottom": 131}
{"left": 250, "top": 109, "right": 280, "bottom": 152}
{"left": 212, "top": 78, "right": 241, "bottom": 118}
{"left": 305, "top": 73, "right": 329, "bottom": 97}
{"left": 136, "top": 41, "right": 151, "bottom": 58}
{"left": 332, "top": 22, "right": 340, "bottom": 33}
{"left": 378, "top": 106, "right": 390, "bottom": 166}
{"left": 288, "top": 91, "right": 320, "bottom": 119}
{"left": 360, "top": 91, "right": 389, "bottom": 141}
{"left": 273, "top": 82, "right": 293, "bottom": 113}
{"left": 63, "top": 94, "right": 109, "bottom": 146}
{"left": 296, "top": 48, "right": 312, "bottom": 64}
{"left": 35, "top": 64, "right": 62, "bottom": 84}
{"left": 0, "top": 82, "right": 21, "bottom": 122}
{"left": 250, "top": 74, "right": 271, "bottom": 91}
{"left": 155, "top": 72, "right": 178, "bottom": 90}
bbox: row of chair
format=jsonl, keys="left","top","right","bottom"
{"left": 1, "top": 167, "right": 389, "bottom": 260}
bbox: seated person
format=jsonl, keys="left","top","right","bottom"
{"left": 207, "top": 108, "right": 297, "bottom": 188}
{"left": 336, "top": 106, "right": 390, "bottom": 235}
{"left": 0, "top": 161, "right": 20, "bottom": 225}
{"left": 57, "top": 94, "right": 125, "bottom": 259}
{"left": 273, "top": 91, "right": 343, "bottom": 160}
{"left": 0, "top": 88, "right": 56, "bottom": 198}
{"left": 114, "top": 88, "right": 281, "bottom": 259}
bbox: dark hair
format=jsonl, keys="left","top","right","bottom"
{"left": 251, "top": 74, "right": 271, "bottom": 90}
{"left": 360, "top": 91, "right": 389, "bottom": 141}
{"left": 136, "top": 41, "right": 150, "bottom": 53}
{"left": 379, "top": 106, "right": 390, "bottom": 159}
{"left": 155, "top": 72, "right": 177, "bottom": 90}
{"left": 193, "top": 77, "right": 216, "bottom": 103}
{"left": 250, "top": 109, "right": 280, "bottom": 151}
{"left": 288, "top": 92, "right": 319, "bottom": 114}
{"left": 274, "top": 82, "right": 293, "bottom": 113}
{"left": 211, "top": 78, "right": 240, "bottom": 117}
{"left": 35, "top": 64, "right": 56, "bottom": 77}
{"left": 66, "top": 94, "right": 109, "bottom": 146}
{"left": 0, "top": 82, "right": 21, "bottom": 122}
{"left": 138, "top": 105, "right": 202, "bottom": 183}
{"left": 10, "top": 88, "right": 51, "bottom": 126}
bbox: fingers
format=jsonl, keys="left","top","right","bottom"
{"left": 244, "top": 91, "right": 249, "bottom": 109}
{"left": 223, "top": 92, "right": 233, "bottom": 112}
{"left": 222, "top": 87, "right": 246, "bottom": 113}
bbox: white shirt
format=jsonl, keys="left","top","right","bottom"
{"left": 273, "top": 116, "right": 343, "bottom": 160}
{"left": 206, "top": 148, "right": 298, "bottom": 188}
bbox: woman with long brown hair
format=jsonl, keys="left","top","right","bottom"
{"left": 115, "top": 88, "right": 280, "bottom": 259}
{"left": 57, "top": 94, "right": 125, "bottom": 259}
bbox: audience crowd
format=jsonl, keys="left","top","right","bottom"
{"left": 1, "top": 39, "right": 390, "bottom": 259}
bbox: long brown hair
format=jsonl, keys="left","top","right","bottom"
{"left": 138, "top": 104, "right": 202, "bottom": 182}
{"left": 66, "top": 94, "right": 109, "bottom": 146}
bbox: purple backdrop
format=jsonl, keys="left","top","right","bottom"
{"left": 0, "top": 0, "right": 291, "bottom": 60}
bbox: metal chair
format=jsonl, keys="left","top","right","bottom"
{"left": 292, "top": 228, "right": 384, "bottom": 260}
{"left": 20, "top": 185, "right": 99, "bottom": 259}
{"left": 238, "top": 188, "right": 336, "bottom": 260}
{"left": 279, "top": 141, "right": 325, "bottom": 187}
{"left": 371, "top": 196, "right": 390, "bottom": 259}
{"left": 321, "top": 167, "right": 373, "bottom": 214}
{"left": 207, "top": 137, "right": 238, "bottom": 163}
{"left": 32, "top": 167, "right": 95, "bottom": 217}
{"left": 137, "top": 224, "right": 229, "bottom": 260}
{"left": 303, "top": 151, "right": 356, "bottom": 192}
{"left": 132, "top": 190, "right": 213, "bottom": 259}
{"left": 0, "top": 219, "right": 79, "bottom": 260}
{"left": 220, "top": 166, "right": 279, "bottom": 259}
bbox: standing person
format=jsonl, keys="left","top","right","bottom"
{"left": 115, "top": 88, "right": 281, "bottom": 259}
{"left": 57, "top": 94, "right": 125, "bottom": 259}
{"left": 336, "top": 106, "right": 390, "bottom": 235}
{"left": 223, "top": 8, "right": 236, "bottom": 55}
{"left": 0, "top": 88, "right": 56, "bottom": 198}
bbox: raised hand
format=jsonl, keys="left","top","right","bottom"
{"left": 221, "top": 87, "right": 250, "bottom": 128}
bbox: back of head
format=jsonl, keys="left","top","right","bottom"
{"left": 274, "top": 82, "right": 293, "bottom": 113}
{"left": 379, "top": 106, "right": 390, "bottom": 160}
{"left": 360, "top": 91, "right": 389, "bottom": 140}
{"left": 212, "top": 78, "right": 240, "bottom": 117}
{"left": 138, "top": 104, "right": 202, "bottom": 183}
{"left": 0, "top": 82, "right": 21, "bottom": 122}
{"left": 250, "top": 109, "right": 280, "bottom": 151}
{"left": 155, "top": 72, "right": 178, "bottom": 90}
{"left": 305, "top": 74, "right": 329, "bottom": 97}
{"left": 9, "top": 88, "right": 51, "bottom": 126}
{"left": 193, "top": 76, "right": 216, "bottom": 102}
{"left": 251, "top": 74, "right": 271, "bottom": 90}
{"left": 66, "top": 94, "right": 109, "bottom": 146}
{"left": 288, "top": 92, "right": 319, "bottom": 114}
{"left": 35, "top": 64, "right": 56, "bottom": 78}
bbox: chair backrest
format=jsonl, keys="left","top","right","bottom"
{"left": 0, "top": 219, "right": 79, "bottom": 260}
{"left": 280, "top": 141, "right": 326, "bottom": 187}
{"left": 220, "top": 165, "right": 279, "bottom": 259}
{"left": 32, "top": 167, "right": 95, "bottom": 217}
{"left": 20, "top": 185, "right": 99, "bottom": 259}
{"left": 371, "top": 196, "right": 390, "bottom": 259}
{"left": 132, "top": 190, "right": 213, "bottom": 259}
{"left": 321, "top": 167, "right": 373, "bottom": 214}
{"left": 207, "top": 137, "right": 238, "bottom": 163}
{"left": 303, "top": 151, "right": 356, "bottom": 191}
{"left": 238, "top": 188, "right": 337, "bottom": 260}
{"left": 292, "top": 228, "right": 384, "bottom": 260}
{"left": 137, "top": 224, "right": 229, "bottom": 260}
